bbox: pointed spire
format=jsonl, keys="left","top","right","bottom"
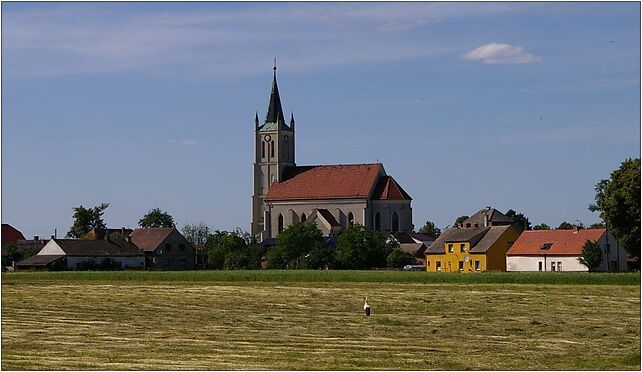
{"left": 290, "top": 112, "right": 295, "bottom": 129}
{"left": 264, "top": 61, "right": 286, "bottom": 128}
{"left": 255, "top": 111, "right": 259, "bottom": 128}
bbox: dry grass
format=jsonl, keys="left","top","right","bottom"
{"left": 1, "top": 273, "right": 640, "bottom": 370}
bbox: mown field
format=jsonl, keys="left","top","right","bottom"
{"left": 2, "top": 271, "right": 640, "bottom": 370}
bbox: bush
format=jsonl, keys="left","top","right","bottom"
{"left": 267, "top": 222, "right": 328, "bottom": 269}
{"left": 335, "top": 225, "right": 389, "bottom": 269}
{"left": 387, "top": 248, "right": 413, "bottom": 268}
{"left": 206, "top": 230, "right": 259, "bottom": 270}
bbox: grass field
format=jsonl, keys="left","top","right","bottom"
{"left": 2, "top": 271, "right": 640, "bottom": 370}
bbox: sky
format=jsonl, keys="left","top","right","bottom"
{"left": 2, "top": 2, "right": 640, "bottom": 239}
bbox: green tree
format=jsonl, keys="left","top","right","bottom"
{"left": 386, "top": 248, "right": 413, "bottom": 268}
{"left": 266, "top": 222, "right": 328, "bottom": 269}
{"left": 139, "top": 208, "right": 175, "bottom": 228}
{"left": 182, "top": 222, "right": 210, "bottom": 269}
{"left": 455, "top": 215, "right": 469, "bottom": 226}
{"left": 588, "top": 222, "right": 606, "bottom": 229}
{"left": 578, "top": 240, "right": 602, "bottom": 271}
{"left": 206, "top": 231, "right": 257, "bottom": 270}
{"left": 505, "top": 209, "right": 531, "bottom": 231}
{"left": 335, "top": 225, "right": 389, "bottom": 269}
{"left": 418, "top": 220, "right": 441, "bottom": 236}
{"left": 557, "top": 221, "right": 574, "bottom": 230}
{"left": 589, "top": 158, "right": 641, "bottom": 258}
{"left": 67, "top": 203, "right": 110, "bottom": 238}
{"left": 533, "top": 223, "right": 551, "bottom": 230}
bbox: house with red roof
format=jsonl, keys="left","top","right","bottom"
{"left": 251, "top": 65, "right": 412, "bottom": 241}
{"left": 129, "top": 227, "right": 194, "bottom": 270}
{"left": 506, "top": 227, "right": 628, "bottom": 272}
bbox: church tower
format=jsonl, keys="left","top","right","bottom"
{"left": 252, "top": 64, "right": 295, "bottom": 239}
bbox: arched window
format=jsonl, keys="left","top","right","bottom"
{"left": 348, "top": 212, "right": 354, "bottom": 226}
{"left": 301, "top": 213, "right": 306, "bottom": 223}
{"left": 391, "top": 212, "right": 399, "bottom": 233}
{"left": 270, "top": 141, "right": 275, "bottom": 157}
{"left": 278, "top": 214, "right": 284, "bottom": 234}
{"left": 261, "top": 141, "right": 265, "bottom": 158}
{"left": 374, "top": 212, "right": 381, "bottom": 231}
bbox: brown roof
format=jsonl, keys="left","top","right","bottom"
{"left": 469, "top": 225, "right": 514, "bottom": 253}
{"left": 129, "top": 227, "right": 175, "bottom": 252}
{"left": 265, "top": 163, "right": 384, "bottom": 201}
{"left": 54, "top": 239, "right": 143, "bottom": 257}
{"left": 462, "top": 207, "right": 513, "bottom": 227}
{"left": 16, "top": 255, "right": 65, "bottom": 267}
{"left": 399, "top": 242, "right": 427, "bottom": 257}
{"left": 426, "top": 227, "right": 489, "bottom": 254}
{"left": 2, "top": 224, "right": 26, "bottom": 245}
{"left": 372, "top": 176, "right": 412, "bottom": 200}
{"left": 506, "top": 229, "right": 606, "bottom": 256}
{"left": 316, "top": 209, "right": 340, "bottom": 227}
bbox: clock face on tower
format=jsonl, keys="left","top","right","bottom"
{"left": 264, "top": 135, "right": 271, "bottom": 142}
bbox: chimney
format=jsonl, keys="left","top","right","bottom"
{"left": 573, "top": 225, "right": 580, "bottom": 233}
{"left": 50, "top": 235, "right": 55, "bottom": 240}
{"left": 34, "top": 235, "right": 39, "bottom": 241}
{"left": 126, "top": 235, "right": 132, "bottom": 243}
{"left": 121, "top": 227, "right": 126, "bottom": 236}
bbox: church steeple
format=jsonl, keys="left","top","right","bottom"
{"left": 264, "top": 62, "right": 287, "bottom": 129}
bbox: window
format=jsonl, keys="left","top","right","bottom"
{"left": 165, "top": 243, "right": 171, "bottom": 252}
{"left": 448, "top": 244, "right": 454, "bottom": 253}
{"left": 474, "top": 260, "right": 480, "bottom": 271}
{"left": 348, "top": 212, "right": 354, "bottom": 226}
{"left": 301, "top": 213, "right": 306, "bottom": 223}
{"left": 270, "top": 141, "right": 274, "bottom": 157}
{"left": 374, "top": 212, "right": 381, "bottom": 231}
{"left": 458, "top": 261, "right": 464, "bottom": 271}
{"left": 557, "top": 261, "right": 562, "bottom": 272}
{"left": 466, "top": 223, "right": 471, "bottom": 228}
{"left": 391, "top": 212, "right": 399, "bottom": 232}
{"left": 179, "top": 243, "right": 185, "bottom": 252}
{"left": 436, "top": 261, "right": 441, "bottom": 271}
{"left": 538, "top": 261, "right": 543, "bottom": 271}
{"left": 261, "top": 141, "right": 265, "bottom": 158}
{"left": 460, "top": 243, "right": 466, "bottom": 253}
{"left": 278, "top": 214, "right": 284, "bottom": 233}
{"left": 606, "top": 243, "right": 610, "bottom": 253}
{"left": 427, "top": 261, "right": 430, "bottom": 267}
{"left": 551, "top": 262, "right": 556, "bottom": 272}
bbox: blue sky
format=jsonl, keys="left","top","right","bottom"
{"left": 2, "top": 2, "right": 640, "bottom": 239}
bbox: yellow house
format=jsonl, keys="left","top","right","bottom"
{"left": 425, "top": 225, "right": 520, "bottom": 272}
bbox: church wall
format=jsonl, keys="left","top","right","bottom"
{"left": 371, "top": 200, "right": 413, "bottom": 234}
{"left": 267, "top": 199, "right": 368, "bottom": 237}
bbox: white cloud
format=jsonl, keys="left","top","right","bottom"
{"left": 462, "top": 42, "right": 541, "bottom": 64}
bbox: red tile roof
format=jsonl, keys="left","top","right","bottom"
{"left": 2, "top": 224, "right": 26, "bottom": 245}
{"left": 130, "top": 228, "right": 175, "bottom": 252}
{"left": 372, "top": 176, "right": 412, "bottom": 200}
{"left": 506, "top": 228, "right": 606, "bottom": 256}
{"left": 265, "top": 163, "right": 384, "bottom": 201}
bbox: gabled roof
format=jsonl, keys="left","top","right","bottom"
{"left": 462, "top": 207, "right": 513, "bottom": 227}
{"left": 2, "top": 224, "right": 26, "bottom": 245}
{"left": 129, "top": 227, "right": 176, "bottom": 252}
{"left": 426, "top": 227, "right": 489, "bottom": 254}
{"left": 53, "top": 239, "right": 143, "bottom": 257}
{"left": 16, "top": 255, "right": 64, "bottom": 267}
{"left": 265, "top": 163, "right": 384, "bottom": 201}
{"left": 469, "top": 225, "right": 514, "bottom": 253}
{"left": 399, "top": 242, "right": 427, "bottom": 257}
{"left": 372, "top": 176, "right": 412, "bottom": 200}
{"left": 506, "top": 229, "right": 606, "bottom": 256}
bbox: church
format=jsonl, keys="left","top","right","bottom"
{"left": 251, "top": 66, "right": 413, "bottom": 242}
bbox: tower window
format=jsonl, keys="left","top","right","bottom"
{"left": 261, "top": 141, "right": 265, "bottom": 158}
{"left": 392, "top": 212, "right": 399, "bottom": 232}
{"left": 270, "top": 141, "right": 274, "bottom": 157}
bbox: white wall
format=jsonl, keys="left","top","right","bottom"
{"left": 507, "top": 256, "right": 588, "bottom": 272}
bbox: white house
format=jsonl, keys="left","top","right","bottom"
{"left": 16, "top": 238, "right": 144, "bottom": 270}
{"left": 506, "top": 228, "right": 628, "bottom": 272}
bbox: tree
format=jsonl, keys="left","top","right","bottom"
{"left": 182, "top": 222, "right": 210, "bottom": 269}
{"left": 533, "top": 223, "right": 551, "bottom": 230}
{"left": 206, "top": 230, "right": 260, "bottom": 270}
{"left": 67, "top": 203, "right": 110, "bottom": 238}
{"left": 266, "top": 222, "right": 328, "bottom": 269}
{"left": 335, "top": 225, "right": 389, "bottom": 269}
{"left": 386, "top": 248, "right": 413, "bottom": 268}
{"left": 455, "top": 215, "right": 469, "bottom": 226}
{"left": 588, "top": 222, "right": 606, "bottom": 229}
{"left": 505, "top": 209, "right": 531, "bottom": 231}
{"left": 578, "top": 240, "right": 602, "bottom": 271}
{"left": 418, "top": 220, "right": 441, "bottom": 236}
{"left": 589, "top": 158, "right": 641, "bottom": 258}
{"left": 139, "top": 208, "right": 175, "bottom": 228}
{"left": 557, "top": 221, "right": 574, "bottom": 230}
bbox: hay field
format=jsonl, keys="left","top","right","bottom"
{"left": 2, "top": 271, "right": 640, "bottom": 370}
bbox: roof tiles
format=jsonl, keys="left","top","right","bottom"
{"left": 506, "top": 229, "right": 606, "bottom": 256}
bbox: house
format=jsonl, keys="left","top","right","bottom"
{"left": 83, "top": 227, "right": 133, "bottom": 240}
{"left": 2, "top": 224, "right": 26, "bottom": 245}
{"left": 458, "top": 207, "right": 516, "bottom": 229}
{"left": 129, "top": 227, "right": 194, "bottom": 270}
{"left": 425, "top": 225, "right": 520, "bottom": 272}
{"left": 393, "top": 232, "right": 436, "bottom": 265}
{"left": 506, "top": 227, "right": 628, "bottom": 272}
{"left": 251, "top": 66, "right": 413, "bottom": 241}
{"left": 16, "top": 237, "right": 144, "bottom": 270}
